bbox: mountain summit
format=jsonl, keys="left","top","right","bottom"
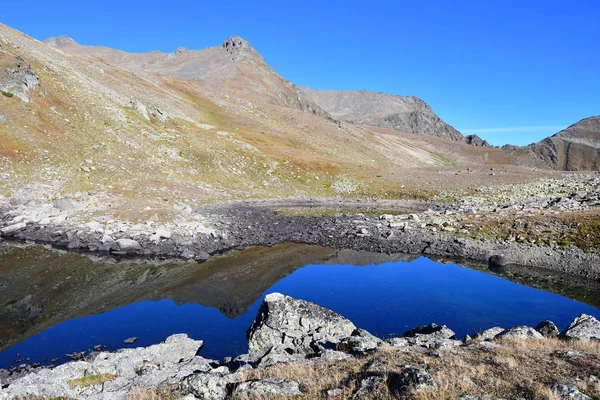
{"left": 302, "top": 88, "right": 489, "bottom": 146}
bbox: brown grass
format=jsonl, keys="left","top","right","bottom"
{"left": 232, "top": 338, "right": 600, "bottom": 399}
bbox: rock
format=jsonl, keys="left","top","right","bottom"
{"left": 130, "top": 99, "right": 150, "bottom": 120}
{"left": 318, "top": 349, "right": 351, "bottom": 362}
{"left": 0, "top": 59, "right": 39, "bottom": 103}
{"left": 463, "top": 334, "right": 473, "bottom": 344}
{"left": 489, "top": 254, "right": 507, "bottom": 267}
{"left": 474, "top": 327, "right": 505, "bottom": 341}
{"left": 327, "top": 387, "right": 344, "bottom": 398}
{"left": 233, "top": 378, "right": 303, "bottom": 398}
{"left": 560, "top": 314, "right": 600, "bottom": 341}
{"left": 1, "top": 222, "right": 27, "bottom": 236}
{"left": 495, "top": 326, "right": 544, "bottom": 340}
{"left": 552, "top": 383, "right": 592, "bottom": 400}
{"left": 353, "top": 376, "right": 383, "bottom": 398}
{"left": 535, "top": 320, "right": 559, "bottom": 338}
{"left": 180, "top": 373, "right": 228, "bottom": 400}
{"left": 388, "top": 365, "right": 437, "bottom": 397}
{"left": 9, "top": 194, "right": 29, "bottom": 206}
{"left": 149, "top": 106, "right": 168, "bottom": 122}
{"left": 150, "top": 228, "right": 171, "bottom": 242}
{"left": 246, "top": 293, "right": 356, "bottom": 359}
{"left": 195, "top": 251, "right": 210, "bottom": 262}
{"left": 123, "top": 337, "right": 137, "bottom": 345}
{"left": 116, "top": 238, "right": 142, "bottom": 252}
{"left": 0, "top": 114, "right": 6, "bottom": 124}
{"left": 338, "top": 328, "right": 382, "bottom": 354}
{"left": 54, "top": 198, "right": 81, "bottom": 212}
{"left": 402, "top": 323, "right": 459, "bottom": 348}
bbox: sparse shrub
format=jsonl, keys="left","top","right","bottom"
{"left": 1, "top": 91, "right": 14, "bottom": 98}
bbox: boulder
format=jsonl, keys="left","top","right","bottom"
{"left": 535, "top": 320, "right": 559, "bottom": 338}
{"left": 338, "top": 328, "right": 383, "bottom": 354}
{"left": 489, "top": 254, "right": 507, "bottom": 267}
{"left": 1, "top": 222, "right": 27, "bottom": 236}
{"left": 233, "top": 378, "right": 303, "bottom": 398}
{"left": 474, "top": 327, "right": 505, "bottom": 341}
{"left": 246, "top": 293, "right": 356, "bottom": 359}
{"left": 495, "top": 326, "right": 544, "bottom": 340}
{"left": 388, "top": 365, "right": 438, "bottom": 397}
{"left": 116, "top": 238, "right": 142, "bottom": 252}
{"left": 353, "top": 376, "right": 383, "bottom": 398}
{"left": 402, "top": 323, "right": 459, "bottom": 349}
{"left": 180, "top": 373, "right": 228, "bottom": 400}
{"left": 552, "top": 383, "right": 592, "bottom": 400}
{"left": 122, "top": 337, "right": 137, "bottom": 345}
{"left": 55, "top": 198, "right": 80, "bottom": 212}
{"left": 560, "top": 314, "right": 600, "bottom": 341}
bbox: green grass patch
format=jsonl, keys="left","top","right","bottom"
{"left": 1, "top": 91, "right": 14, "bottom": 98}
{"left": 67, "top": 374, "right": 115, "bottom": 388}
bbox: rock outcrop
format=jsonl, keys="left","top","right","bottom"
{"left": 246, "top": 293, "right": 356, "bottom": 360}
{"left": 402, "top": 323, "right": 460, "bottom": 349}
{"left": 560, "top": 314, "right": 600, "bottom": 341}
{"left": 495, "top": 326, "right": 545, "bottom": 340}
{"left": 0, "top": 56, "right": 39, "bottom": 103}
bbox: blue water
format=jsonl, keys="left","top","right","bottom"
{"left": 1, "top": 256, "right": 599, "bottom": 368}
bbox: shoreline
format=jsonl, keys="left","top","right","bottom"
{"left": 2, "top": 199, "right": 600, "bottom": 279}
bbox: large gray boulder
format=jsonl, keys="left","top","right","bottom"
{"left": 115, "top": 238, "right": 142, "bottom": 252}
{"left": 3, "top": 334, "right": 208, "bottom": 399}
{"left": 180, "top": 373, "right": 228, "bottom": 400}
{"left": 473, "top": 327, "right": 505, "bottom": 341}
{"left": 338, "top": 328, "right": 383, "bottom": 354}
{"left": 402, "top": 323, "right": 460, "bottom": 349}
{"left": 233, "top": 378, "right": 303, "bottom": 398}
{"left": 495, "top": 326, "right": 544, "bottom": 340}
{"left": 560, "top": 314, "right": 600, "bottom": 341}
{"left": 246, "top": 293, "right": 356, "bottom": 359}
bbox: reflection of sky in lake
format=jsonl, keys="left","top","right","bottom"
{"left": 1, "top": 256, "right": 599, "bottom": 368}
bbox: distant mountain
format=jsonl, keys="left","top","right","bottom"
{"left": 504, "top": 116, "right": 600, "bottom": 171}
{"left": 45, "top": 35, "right": 327, "bottom": 116}
{"left": 302, "top": 88, "right": 489, "bottom": 146}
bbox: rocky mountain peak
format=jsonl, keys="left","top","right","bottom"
{"left": 222, "top": 36, "right": 250, "bottom": 54}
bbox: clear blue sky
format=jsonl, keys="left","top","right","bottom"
{"left": 2, "top": 0, "right": 599, "bottom": 146}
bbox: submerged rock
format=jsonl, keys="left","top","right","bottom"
{"left": 246, "top": 293, "right": 356, "bottom": 360}
{"left": 535, "top": 320, "right": 559, "bottom": 338}
{"left": 560, "top": 314, "right": 600, "bottom": 341}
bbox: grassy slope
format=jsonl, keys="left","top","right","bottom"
{"left": 0, "top": 24, "right": 559, "bottom": 221}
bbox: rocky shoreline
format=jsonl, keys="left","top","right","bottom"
{"left": 1, "top": 293, "right": 599, "bottom": 399}
{"left": 2, "top": 195, "right": 600, "bottom": 279}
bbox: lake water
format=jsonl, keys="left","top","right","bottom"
{"left": 1, "top": 244, "right": 599, "bottom": 368}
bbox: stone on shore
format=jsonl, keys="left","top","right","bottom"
{"left": 495, "top": 326, "right": 544, "bottom": 340}
{"left": 474, "top": 327, "right": 505, "bottom": 341}
{"left": 560, "top": 314, "right": 600, "bottom": 341}
{"left": 115, "top": 238, "right": 142, "bottom": 252}
{"left": 402, "top": 323, "right": 460, "bottom": 349}
{"left": 535, "top": 320, "right": 559, "bottom": 338}
{"left": 246, "top": 293, "right": 356, "bottom": 360}
{"left": 0, "top": 222, "right": 27, "bottom": 236}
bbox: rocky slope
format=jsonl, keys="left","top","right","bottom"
{"left": 1, "top": 294, "right": 599, "bottom": 399}
{"left": 302, "top": 88, "right": 490, "bottom": 146}
{"left": 505, "top": 116, "right": 600, "bottom": 171}
{"left": 0, "top": 22, "right": 534, "bottom": 216}
{"left": 44, "top": 35, "right": 327, "bottom": 116}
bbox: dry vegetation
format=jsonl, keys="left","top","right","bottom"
{"left": 120, "top": 339, "right": 600, "bottom": 400}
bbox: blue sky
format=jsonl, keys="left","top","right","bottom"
{"left": 2, "top": 0, "right": 599, "bottom": 146}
